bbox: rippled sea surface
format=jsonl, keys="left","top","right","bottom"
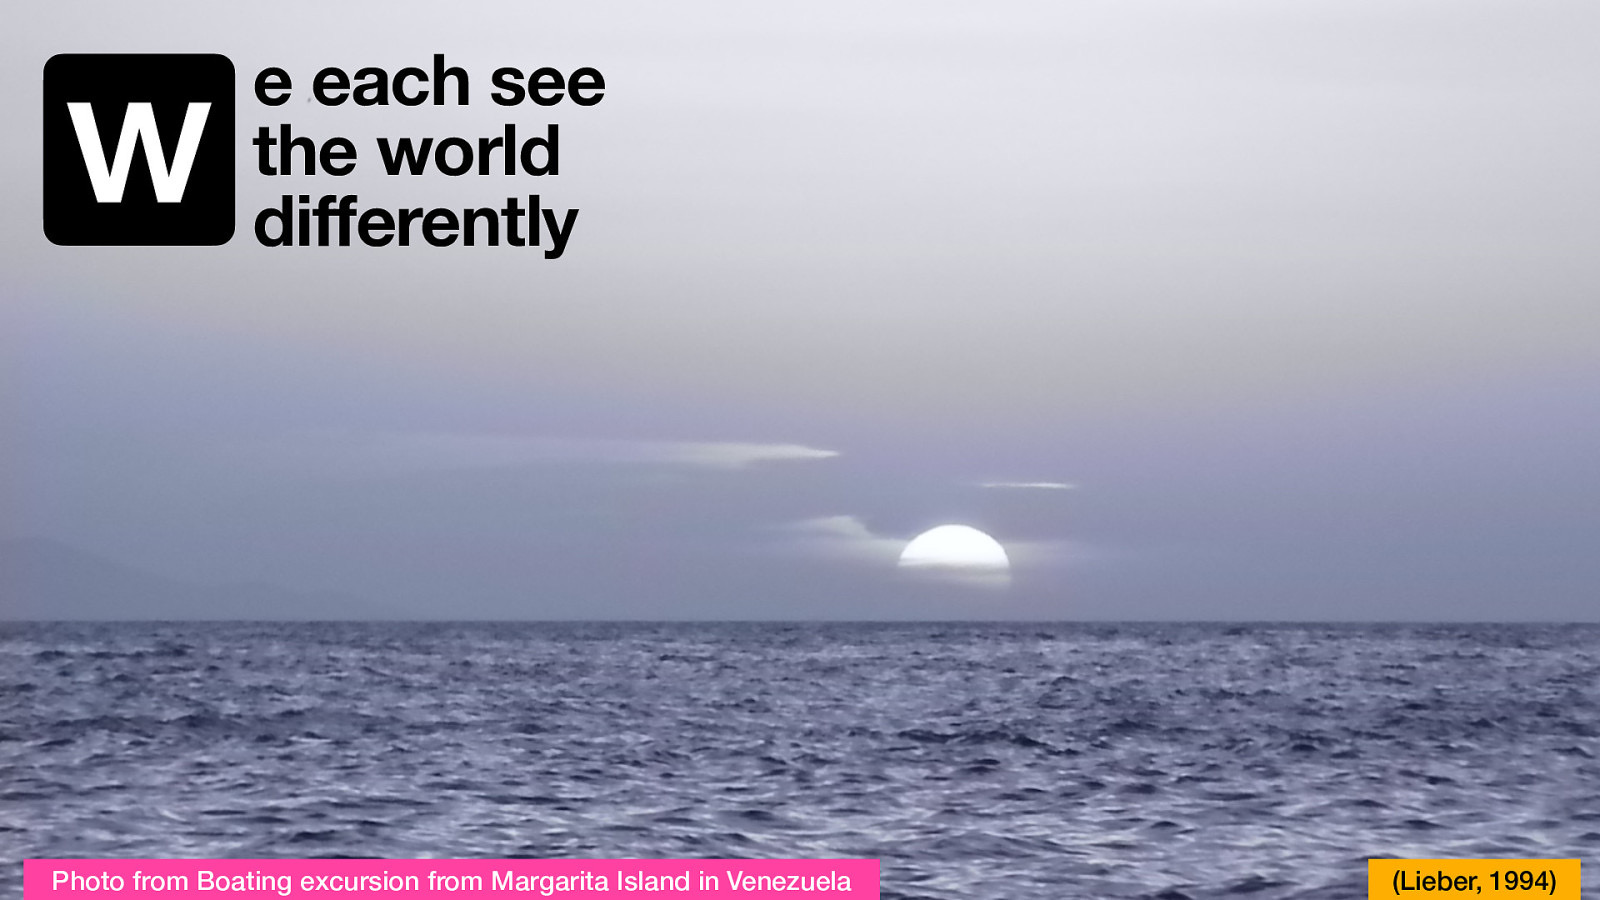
{"left": 3, "top": 623, "right": 1599, "bottom": 898}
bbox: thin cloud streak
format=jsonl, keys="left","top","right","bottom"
{"left": 779, "top": 515, "right": 906, "bottom": 564}
{"left": 239, "top": 432, "right": 839, "bottom": 476}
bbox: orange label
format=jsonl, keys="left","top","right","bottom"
{"left": 1369, "top": 859, "right": 1579, "bottom": 899}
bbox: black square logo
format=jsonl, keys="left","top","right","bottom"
{"left": 44, "top": 54, "right": 234, "bottom": 246}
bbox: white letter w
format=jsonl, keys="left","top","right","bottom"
{"left": 66, "top": 102, "right": 210, "bottom": 203}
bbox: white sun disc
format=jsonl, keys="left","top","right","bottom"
{"left": 898, "top": 525, "right": 1010, "bottom": 571}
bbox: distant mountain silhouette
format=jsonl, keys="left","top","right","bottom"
{"left": 0, "top": 537, "right": 383, "bottom": 620}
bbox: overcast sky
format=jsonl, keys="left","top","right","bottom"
{"left": 3, "top": 1, "right": 1598, "bottom": 620}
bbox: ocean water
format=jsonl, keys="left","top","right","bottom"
{"left": 2, "top": 622, "right": 1598, "bottom": 899}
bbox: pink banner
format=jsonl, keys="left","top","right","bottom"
{"left": 24, "top": 859, "right": 878, "bottom": 899}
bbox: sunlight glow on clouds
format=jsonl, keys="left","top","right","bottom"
{"left": 780, "top": 515, "right": 1097, "bottom": 573}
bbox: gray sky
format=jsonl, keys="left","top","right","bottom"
{"left": 3, "top": 1, "right": 1598, "bottom": 619}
